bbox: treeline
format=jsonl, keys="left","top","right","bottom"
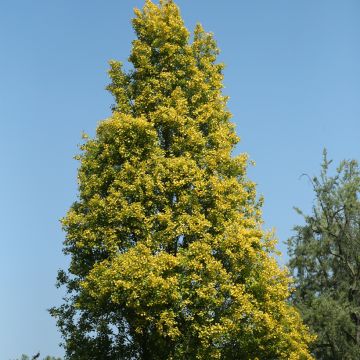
{"left": 12, "top": 355, "right": 62, "bottom": 360}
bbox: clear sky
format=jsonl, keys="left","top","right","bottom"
{"left": 0, "top": 0, "right": 359, "bottom": 358}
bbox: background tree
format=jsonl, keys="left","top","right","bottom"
{"left": 11, "top": 355, "right": 62, "bottom": 360}
{"left": 51, "top": 1, "right": 313, "bottom": 359}
{"left": 287, "top": 151, "right": 360, "bottom": 359}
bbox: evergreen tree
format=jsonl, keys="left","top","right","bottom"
{"left": 51, "top": 1, "right": 313, "bottom": 358}
{"left": 288, "top": 151, "right": 360, "bottom": 359}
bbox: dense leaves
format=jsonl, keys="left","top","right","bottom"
{"left": 51, "top": 1, "right": 313, "bottom": 359}
{"left": 288, "top": 151, "right": 360, "bottom": 359}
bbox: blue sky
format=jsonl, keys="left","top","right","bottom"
{"left": 0, "top": 0, "right": 359, "bottom": 358}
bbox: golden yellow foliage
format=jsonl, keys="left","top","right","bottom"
{"left": 53, "top": 1, "right": 314, "bottom": 358}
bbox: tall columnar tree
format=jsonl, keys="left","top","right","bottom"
{"left": 288, "top": 152, "right": 360, "bottom": 359}
{"left": 51, "top": 1, "right": 313, "bottom": 359}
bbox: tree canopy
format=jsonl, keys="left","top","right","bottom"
{"left": 288, "top": 151, "right": 360, "bottom": 359}
{"left": 51, "top": 1, "right": 313, "bottom": 359}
